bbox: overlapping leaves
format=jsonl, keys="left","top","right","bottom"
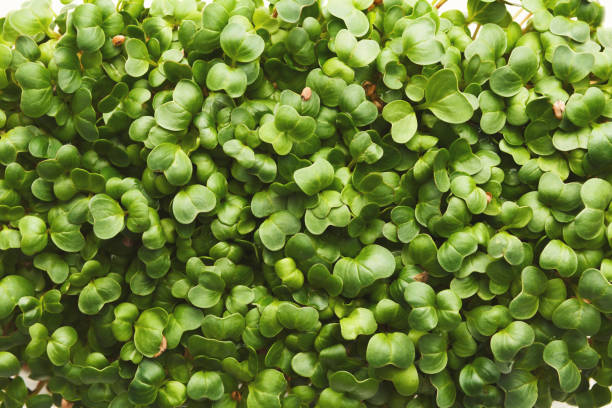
{"left": 0, "top": 0, "right": 610, "bottom": 407}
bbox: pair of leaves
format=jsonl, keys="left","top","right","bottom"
{"left": 420, "top": 70, "right": 475, "bottom": 124}
{"left": 404, "top": 282, "right": 462, "bottom": 332}
{"left": 490, "top": 47, "right": 539, "bottom": 97}
{"left": 332, "top": 245, "right": 395, "bottom": 298}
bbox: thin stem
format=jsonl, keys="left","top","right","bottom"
{"left": 61, "top": 400, "right": 74, "bottom": 408}
{"left": 46, "top": 29, "right": 61, "bottom": 39}
{"left": 472, "top": 24, "right": 482, "bottom": 40}
{"left": 520, "top": 12, "right": 533, "bottom": 27}
{"left": 435, "top": 0, "right": 448, "bottom": 9}
{"left": 30, "top": 380, "right": 47, "bottom": 396}
{"left": 512, "top": 8, "right": 523, "bottom": 20}
{"left": 571, "top": 284, "right": 584, "bottom": 302}
{"left": 503, "top": 0, "right": 523, "bottom": 6}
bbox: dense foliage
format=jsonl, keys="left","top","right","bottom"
{"left": 0, "top": 0, "right": 611, "bottom": 406}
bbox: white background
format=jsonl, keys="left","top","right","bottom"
{"left": 1, "top": 0, "right": 610, "bottom": 407}
{"left": 1, "top": 0, "right": 609, "bottom": 24}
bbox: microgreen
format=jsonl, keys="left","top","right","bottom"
{"left": 0, "top": 0, "right": 611, "bottom": 407}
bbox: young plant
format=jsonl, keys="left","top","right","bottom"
{"left": 0, "top": 0, "right": 610, "bottom": 407}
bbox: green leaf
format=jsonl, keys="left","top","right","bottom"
{"left": 437, "top": 229, "right": 478, "bottom": 272}
{"left": 366, "top": 332, "right": 415, "bottom": 369}
{"left": 339, "top": 84, "right": 378, "bottom": 126}
{"left": 247, "top": 369, "right": 287, "bottom": 408}
{"left": 451, "top": 175, "right": 488, "bottom": 214}
{"left": 158, "top": 381, "right": 187, "bottom": 407}
{"left": 206, "top": 62, "right": 248, "bottom": 98}
{"left": 201, "top": 313, "right": 244, "bottom": 341}
{"left": 487, "top": 231, "right": 524, "bottom": 266}
{"left": 15, "top": 62, "right": 52, "bottom": 118}
{"left": 334, "top": 29, "right": 380, "bottom": 68}
{"left": 112, "top": 303, "right": 139, "bottom": 342}
{"left": 478, "top": 90, "right": 506, "bottom": 134}
{"left": 220, "top": 17, "right": 265, "bottom": 63}
{"left": 47, "top": 326, "right": 77, "bottom": 366}
{"left": 72, "top": 4, "right": 105, "bottom": 53}
{"left": 0, "top": 352, "right": 20, "bottom": 377}
{"left": 172, "top": 185, "right": 216, "bottom": 224}
{"left": 550, "top": 16, "right": 590, "bottom": 43}
{"left": 187, "top": 371, "right": 224, "bottom": 401}
{"left": 552, "top": 298, "right": 601, "bottom": 336}
{"left": 155, "top": 101, "right": 192, "bottom": 132}
{"left": 0, "top": 275, "right": 34, "bottom": 319}
{"left": 431, "top": 370, "right": 457, "bottom": 408}
{"left": 128, "top": 360, "right": 165, "bottom": 405}
{"left": 18, "top": 215, "right": 48, "bottom": 255}
{"left": 402, "top": 17, "right": 444, "bottom": 65}
{"left": 509, "top": 266, "right": 547, "bottom": 320}
{"left": 339, "top": 307, "right": 377, "bottom": 340}
{"left": 422, "top": 69, "right": 474, "bottom": 124}
{"left": 539, "top": 239, "right": 577, "bottom": 277}
{"left": 578, "top": 268, "right": 612, "bottom": 313}
{"left": 78, "top": 276, "right": 122, "bottom": 315}
{"left": 89, "top": 194, "right": 125, "bottom": 240}
{"left": 274, "top": 258, "right": 304, "bottom": 290}
{"left": 552, "top": 45, "right": 594, "bottom": 83}
{"left": 543, "top": 340, "right": 581, "bottom": 392}
{"left": 291, "top": 352, "right": 318, "bottom": 378}
{"left": 418, "top": 333, "right": 448, "bottom": 374}
{"left": 134, "top": 308, "right": 169, "bottom": 358}
{"left": 277, "top": 302, "right": 319, "bottom": 332}
{"left": 306, "top": 69, "right": 346, "bottom": 107}
{"left": 465, "top": 24, "right": 507, "bottom": 62}
{"left": 125, "top": 38, "right": 150, "bottom": 77}
{"left": 147, "top": 143, "right": 193, "bottom": 186}
{"left": 499, "top": 370, "right": 539, "bottom": 408}
{"left": 258, "top": 211, "right": 301, "bottom": 251}
{"left": 333, "top": 244, "right": 395, "bottom": 297}
{"left": 259, "top": 105, "right": 317, "bottom": 155}
{"left": 34, "top": 253, "right": 69, "bottom": 284}
{"left": 404, "top": 281, "right": 437, "bottom": 331}
{"left": 4, "top": 1, "right": 53, "bottom": 41}
{"left": 490, "top": 321, "right": 535, "bottom": 363}
{"left": 459, "top": 357, "right": 500, "bottom": 396}
{"left": 490, "top": 46, "right": 539, "bottom": 97}
{"left": 174, "top": 79, "right": 203, "bottom": 114}
{"left": 293, "top": 159, "right": 334, "bottom": 196}
{"left": 382, "top": 100, "right": 417, "bottom": 143}
{"left": 165, "top": 304, "right": 204, "bottom": 348}
{"left": 566, "top": 87, "right": 605, "bottom": 127}
{"left": 275, "top": 0, "right": 315, "bottom": 23}
{"left": 327, "top": 0, "right": 371, "bottom": 37}
{"left": 467, "top": 0, "right": 506, "bottom": 24}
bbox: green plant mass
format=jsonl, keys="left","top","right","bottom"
{"left": 0, "top": 0, "right": 611, "bottom": 406}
